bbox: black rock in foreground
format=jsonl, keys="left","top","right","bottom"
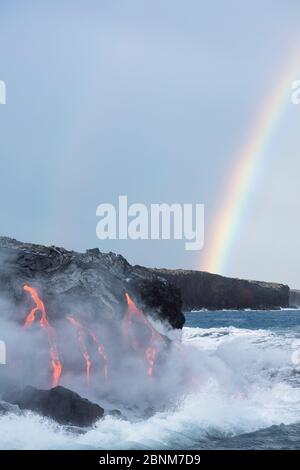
{"left": 4, "top": 386, "right": 104, "bottom": 426}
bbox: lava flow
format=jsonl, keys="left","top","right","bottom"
{"left": 67, "top": 315, "right": 108, "bottom": 383}
{"left": 67, "top": 316, "right": 92, "bottom": 384}
{"left": 88, "top": 328, "right": 109, "bottom": 382}
{"left": 124, "top": 293, "right": 164, "bottom": 377}
{"left": 23, "top": 285, "right": 62, "bottom": 387}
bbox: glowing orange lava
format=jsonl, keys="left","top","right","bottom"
{"left": 67, "top": 316, "right": 92, "bottom": 384}
{"left": 124, "top": 293, "right": 164, "bottom": 377}
{"left": 23, "top": 285, "right": 62, "bottom": 387}
{"left": 88, "top": 329, "right": 109, "bottom": 382}
{"left": 67, "top": 315, "right": 108, "bottom": 382}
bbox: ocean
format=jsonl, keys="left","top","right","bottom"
{"left": 1, "top": 309, "right": 300, "bottom": 450}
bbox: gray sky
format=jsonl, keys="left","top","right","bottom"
{"left": 0, "top": 1, "right": 300, "bottom": 287}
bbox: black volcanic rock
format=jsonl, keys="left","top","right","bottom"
{"left": 4, "top": 386, "right": 104, "bottom": 426}
{"left": 0, "top": 236, "right": 184, "bottom": 329}
{"left": 150, "top": 268, "right": 290, "bottom": 311}
{"left": 130, "top": 277, "right": 183, "bottom": 329}
{"left": 0, "top": 236, "right": 291, "bottom": 325}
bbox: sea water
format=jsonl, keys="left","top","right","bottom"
{"left": 1, "top": 309, "right": 300, "bottom": 450}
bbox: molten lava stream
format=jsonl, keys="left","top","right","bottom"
{"left": 88, "top": 330, "right": 109, "bottom": 382}
{"left": 67, "top": 316, "right": 92, "bottom": 384}
{"left": 23, "top": 285, "right": 62, "bottom": 387}
{"left": 124, "top": 293, "right": 164, "bottom": 378}
{"left": 67, "top": 315, "right": 108, "bottom": 383}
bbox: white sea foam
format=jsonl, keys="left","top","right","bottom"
{"left": 1, "top": 324, "right": 300, "bottom": 449}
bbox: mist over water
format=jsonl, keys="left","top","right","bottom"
{"left": 1, "top": 308, "right": 300, "bottom": 449}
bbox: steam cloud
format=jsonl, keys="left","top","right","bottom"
{"left": 0, "top": 266, "right": 198, "bottom": 416}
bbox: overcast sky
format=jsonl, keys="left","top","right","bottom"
{"left": 0, "top": 1, "right": 300, "bottom": 287}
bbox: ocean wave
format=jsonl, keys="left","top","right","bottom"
{"left": 1, "top": 380, "right": 300, "bottom": 449}
{"left": 1, "top": 324, "right": 300, "bottom": 449}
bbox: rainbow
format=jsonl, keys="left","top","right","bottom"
{"left": 200, "top": 52, "right": 299, "bottom": 275}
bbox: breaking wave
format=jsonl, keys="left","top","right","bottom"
{"left": 1, "top": 310, "right": 300, "bottom": 450}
